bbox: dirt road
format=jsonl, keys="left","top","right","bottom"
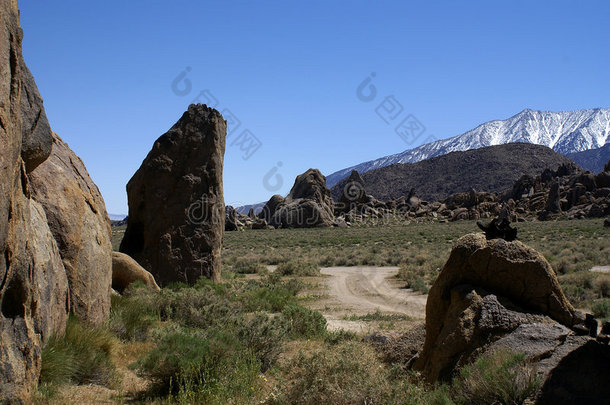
{"left": 309, "top": 266, "right": 427, "bottom": 332}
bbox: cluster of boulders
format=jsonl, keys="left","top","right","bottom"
{"left": 229, "top": 161, "right": 609, "bottom": 231}
{"left": 226, "top": 168, "right": 340, "bottom": 230}
{"left": 401, "top": 231, "right": 610, "bottom": 403}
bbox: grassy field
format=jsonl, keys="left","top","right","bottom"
{"left": 83, "top": 218, "right": 609, "bottom": 403}
{"left": 223, "top": 219, "right": 610, "bottom": 314}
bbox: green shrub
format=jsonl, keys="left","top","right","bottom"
{"left": 238, "top": 276, "right": 303, "bottom": 312}
{"left": 276, "top": 261, "right": 320, "bottom": 276}
{"left": 109, "top": 290, "right": 159, "bottom": 341}
{"left": 231, "top": 258, "right": 268, "bottom": 274}
{"left": 450, "top": 349, "right": 540, "bottom": 405}
{"left": 281, "top": 304, "right": 327, "bottom": 338}
{"left": 594, "top": 276, "right": 610, "bottom": 298}
{"left": 324, "top": 329, "right": 357, "bottom": 345}
{"left": 591, "top": 299, "right": 610, "bottom": 319}
{"left": 138, "top": 329, "right": 260, "bottom": 402}
{"left": 40, "top": 316, "right": 117, "bottom": 387}
{"left": 236, "top": 312, "right": 287, "bottom": 371}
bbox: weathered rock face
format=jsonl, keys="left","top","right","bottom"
{"left": 270, "top": 169, "right": 334, "bottom": 228}
{"left": 0, "top": 1, "right": 61, "bottom": 399}
{"left": 120, "top": 104, "right": 226, "bottom": 285}
{"left": 415, "top": 233, "right": 578, "bottom": 382}
{"left": 20, "top": 63, "right": 52, "bottom": 173}
{"left": 29, "top": 201, "right": 69, "bottom": 342}
{"left": 30, "top": 132, "right": 112, "bottom": 325}
{"left": 111, "top": 252, "right": 160, "bottom": 294}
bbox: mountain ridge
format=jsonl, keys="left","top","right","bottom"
{"left": 330, "top": 143, "right": 578, "bottom": 202}
{"left": 326, "top": 108, "right": 610, "bottom": 186}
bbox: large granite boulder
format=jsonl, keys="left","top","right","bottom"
{"left": 270, "top": 169, "right": 334, "bottom": 228}
{"left": 415, "top": 233, "right": 579, "bottom": 382}
{"left": 120, "top": 104, "right": 226, "bottom": 285}
{"left": 0, "top": 1, "right": 64, "bottom": 399}
{"left": 259, "top": 194, "right": 284, "bottom": 223}
{"left": 30, "top": 132, "right": 113, "bottom": 326}
{"left": 111, "top": 252, "right": 160, "bottom": 294}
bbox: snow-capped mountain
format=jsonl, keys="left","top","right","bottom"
{"left": 326, "top": 108, "right": 610, "bottom": 186}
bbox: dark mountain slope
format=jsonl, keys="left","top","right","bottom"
{"left": 567, "top": 143, "right": 610, "bottom": 174}
{"left": 331, "top": 143, "right": 577, "bottom": 202}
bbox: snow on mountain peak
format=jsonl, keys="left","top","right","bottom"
{"left": 325, "top": 108, "right": 610, "bottom": 187}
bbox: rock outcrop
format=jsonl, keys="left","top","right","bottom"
{"left": 259, "top": 194, "right": 284, "bottom": 223}
{"left": 270, "top": 169, "right": 335, "bottom": 228}
{"left": 1, "top": 1, "right": 63, "bottom": 399}
{"left": 225, "top": 205, "right": 241, "bottom": 232}
{"left": 412, "top": 232, "right": 610, "bottom": 402}
{"left": 336, "top": 170, "right": 367, "bottom": 215}
{"left": 111, "top": 252, "right": 160, "bottom": 293}
{"left": 120, "top": 104, "right": 226, "bottom": 285}
{"left": 415, "top": 233, "right": 578, "bottom": 382}
{"left": 30, "top": 132, "right": 113, "bottom": 325}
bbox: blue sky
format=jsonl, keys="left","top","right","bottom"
{"left": 19, "top": 1, "right": 610, "bottom": 214}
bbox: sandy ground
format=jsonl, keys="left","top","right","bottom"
{"left": 305, "top": 266, "right": 427, "bottom": 333}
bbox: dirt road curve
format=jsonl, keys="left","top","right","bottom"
{"left": 318, "top": 266, "right": 427, "bottom": 331}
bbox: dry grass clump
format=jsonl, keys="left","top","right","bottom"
{"left": 450, "top": 349, "right": 540, "bottom": 405}
{"left": 39, "top": 317, "right": 118, "bottom": 389}
{"left": 268, "top": 341, "right": 426, "bottom": 405}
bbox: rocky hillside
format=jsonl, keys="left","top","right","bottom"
{"left": 327, "top": 108, "right": 610, "bottom": 186}
{"left": 331, "top": 143, "right": 577, "bottom": 202}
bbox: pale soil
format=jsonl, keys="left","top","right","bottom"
{"left": 590, "top": 265, "right": 610, "bottom": 273}
{"left": 303, "top": 266, "right": 427, "bottom": 333}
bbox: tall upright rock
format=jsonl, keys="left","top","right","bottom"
{"left": 30, "top": 132, "right": 113, "bottom": 326}
{"left": 120, "top": 104, "right": 226, "bottom": 285}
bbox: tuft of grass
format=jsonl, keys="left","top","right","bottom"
{"left": 109, "top": 286, "right": 160, "bottom": 341}
{"left": 276, "top": 260, "right": 320, "bottom": 277}
{"left": 345, "top": 309, "right": 412, "bottom": 322}
{"left": 450, "top": 349, "right": 540, "bottom": 405}
{"left": 40, "top": 316, "right": 117, "bottom": 388}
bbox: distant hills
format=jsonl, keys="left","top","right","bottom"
{"left": 330, "top": 143, "right": 577, "bottom": 202}
{"left": 326, "top": 108, "right": 610, "bottom": 187}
